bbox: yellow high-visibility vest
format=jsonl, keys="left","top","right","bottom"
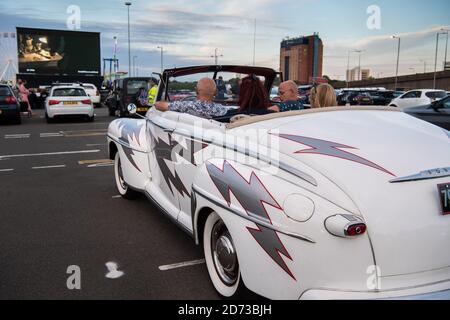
{"left": 148, "top": 85, "right": 158, "bottom": 105}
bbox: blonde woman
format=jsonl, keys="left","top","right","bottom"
{"left": 309, "top": 83, "right": 337, "bottom": 108}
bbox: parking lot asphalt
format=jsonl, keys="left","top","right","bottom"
{"left": 0, "top": 108, "right": 219, "bottom": 300}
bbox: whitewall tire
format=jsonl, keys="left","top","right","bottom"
{"left": 203, "top": 212, "right": 244, "bottom": 298}
{"left": 114, "top": 152, "right": 138, "bottom": 200}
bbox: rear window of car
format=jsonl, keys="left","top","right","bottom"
{"left": 0, "top": 86, "right": 12, "bottom": 96}
{"left": 127, "top": 81, "right": 149, "bottom": 95}
{"left": 52, "top": 88, "right": 87, "bottom": 97}
{"left": 425, "top": 91, "right": 446, "bottom": 99}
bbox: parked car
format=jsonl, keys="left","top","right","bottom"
{"left": 107, "top": 65, "right": 450, "bottom": 300}
{"left": 367, "top": 90, "right": 402, "bottom": 106}
{"left": 404, "top": 95, "right": 450, "bottom": 130}
{"left": 81, "top": 83, "right": 101, "bottom": 107}
{"left": 106, "top": 77, "right": 151, "bottom": 117}
{"left": 337, "top": 90, "right": 373, "bottom": 106}
{"left": 45, "top": 85, "right": 94, "bottom": 123}
{"left": 389, "top": 89, "right": 447, "bottom": 109}
{"left": 0, "top": 84, "right": 21, "bottom": 124}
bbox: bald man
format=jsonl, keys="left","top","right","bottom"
{"left": 155, "top": 77, "right": 228, "bottom": 119}
{"left": 270, "top": 80, "right": 304, "bottom": 112}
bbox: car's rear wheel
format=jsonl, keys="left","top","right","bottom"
{"left": 45, "top": 112, "right": 54, "bottom": 123}
{"left": 203, "top": 212, "right": 245, "bottom": 298}
{"left": 114, "top": 152, "right": 138, "bottom": 200}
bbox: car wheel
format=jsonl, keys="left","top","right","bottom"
{"left": 203, "top": 212, "right": 245, "bottom": 298}
{"left": 390, "top": 104, "right": 397, "bottom": 108}
{"left": 14, "top": 113, "right": 22, "bottom": 125}
{"left": 45, "top": 113, "right": 54, "bottom": 123}
{"left": 114, "top": 152, "right": 138, "bottom": 200}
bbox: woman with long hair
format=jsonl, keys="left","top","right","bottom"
{"left": 310, "top": 83, "right": 337, "bottom": 108}
{"left": 237, "top": 74, "right": 272, "bottom": 115}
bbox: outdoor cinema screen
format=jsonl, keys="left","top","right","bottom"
{"left": 17, "top": 27, "right": 100, "bottom": 76}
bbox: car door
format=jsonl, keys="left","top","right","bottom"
{"left": 433, "top": 97, "right": 450, "bottom": 130}
{"left": 145, "top": 110, "right": 181, "bottom": 220}
{"left": 396, "top": 91, "right": 421, "bottom": 109}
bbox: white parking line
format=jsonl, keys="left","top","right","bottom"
{"left": 32, "top": 165, "right": 66, "bottom": 170}
{"left": 112, "top": 195, "right": 122, "bottom": 199}
{"left": 40, "top": 132, "right": 63, "bottom": 138}
{"left": 158, "top": 259, "right": 206, "bottom": 271}
{"left": 87, "top": 163, "right": 114, "bottom": 168}
{"left": 0, "top": 149, "right": 100, "bottom": 160}
{"left": 0, "top": 169, "right": 14, "bottom": 172}
{"left": 86, "top": 144, "right": 106, "bottom": 147}
{"left": 4, "top": 134, "right": 30, "bottom": 139}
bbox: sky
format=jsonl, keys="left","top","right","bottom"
{"left": 0, "top": 0, "right": 449, "bottom": 80}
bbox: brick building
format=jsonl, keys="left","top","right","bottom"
{"left": 280, "top": 33, "right": 323, "bottom": 84}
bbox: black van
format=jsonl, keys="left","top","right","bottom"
{"left": 106, "top": 77, "right": 152, "bottom": 117}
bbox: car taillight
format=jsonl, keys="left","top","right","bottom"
{"left": 5, "top": 96, "right": 17, "bottom": 104}
{"left": 81, "top": 99, "right": 92, "bottom": 105}
{"left": 49, "top": 100, "right": 60, "bottom": 106}
{"left": 345, "top": 223, "right": 367, "bottom": 237}
{"left": 325, "top": 214, "right": 367, "bottom": 238}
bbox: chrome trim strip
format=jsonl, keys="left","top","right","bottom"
{"left": 390, "top": 167, "right": 450, "bottom": 183}
{"left": 107, "top": 134, "right": 147, "bottom": 154}
{"left": 147, "top": 118, "right": 318, "bottom": 187}
{"left": 193, "top": 185, "right": 316, "bottom": 244}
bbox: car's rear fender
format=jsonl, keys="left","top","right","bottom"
{"left": 192, "top": 158, "right": 376, "bottom": 300}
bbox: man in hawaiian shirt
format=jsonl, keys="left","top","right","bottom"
{"left": 155, "top": 77, "right": 228, "bottom": 119}
{"left": 269, "top": 80, "right": 304, "bottom": 112}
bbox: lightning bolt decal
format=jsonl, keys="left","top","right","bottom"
{"left": 277, "top": 134, "right": 396, "bottom": 176}
{"left": 153, "top": 133, "right": 208, "bottom": 198}
{"left": 117, "top": 120, "right": 145, "bottom": 172}
{"left": 206, "top": 161, "right": 296, "bottom": 280}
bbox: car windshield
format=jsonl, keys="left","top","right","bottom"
{"left": 165, "top": 71, "right": 266, "bottom": 104}
{"left": 426, "top": 91, "right": 447, "bottom": 99}
{"left": 0, "top": 87, "right": 12, "bottom": 96}
{"left": 127, "top": 80, "right": 149, "bottom": 95}
{"left": 53, "top": 88, "right": 87, "bottom": 97}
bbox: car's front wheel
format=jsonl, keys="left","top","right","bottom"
{"left": 203, "top": 212, "right": 245, "bottom": 298}
{"left": 114, "top": 152, "right": 138, "bottom": 200}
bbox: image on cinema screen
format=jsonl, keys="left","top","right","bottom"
{"left": 17, "top": 27, "right": 101, "bottom": 76}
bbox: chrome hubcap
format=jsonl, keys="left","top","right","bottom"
{"left": 211, "top": 220, "right": 238, "bottom": 286}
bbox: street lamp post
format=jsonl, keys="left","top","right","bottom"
{"left": 354, "top": 50, "right": 363, "bottom": 81}
{"left": 442, "top": 28, "right": 449, "bottom": 71}
{"left": 133, "top": 55, "right": 137, "bottom": 77}
{"left": 420, "top": 59, "right": 426, "bottom": 73}
{"left": 125, "top": 2, "right": 132, "bottom": 77}
{"left": 392, "top": 35, "right": 401, "bottom": 90}
{"left": 157, "top": 46, "right": 163, "bottom": 74}
{"left": 434, "top": 31, "right": 447, "bottom": 89}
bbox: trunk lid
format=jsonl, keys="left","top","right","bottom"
{"left": 260, "top": 109, "right": 450, "bottom": 276}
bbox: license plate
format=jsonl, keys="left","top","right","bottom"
{"left": 137, "top": 108, "right": 148, "bottom": 112}
{"left": 438, "top": 183, "right": 450, "bottom": 215}
{"left": 63, "top": 101, "right": 78, "bottom": 105}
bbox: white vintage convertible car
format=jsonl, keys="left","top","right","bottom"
{"left": 107, "top": 65, "right": 450, "bottom": 300}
